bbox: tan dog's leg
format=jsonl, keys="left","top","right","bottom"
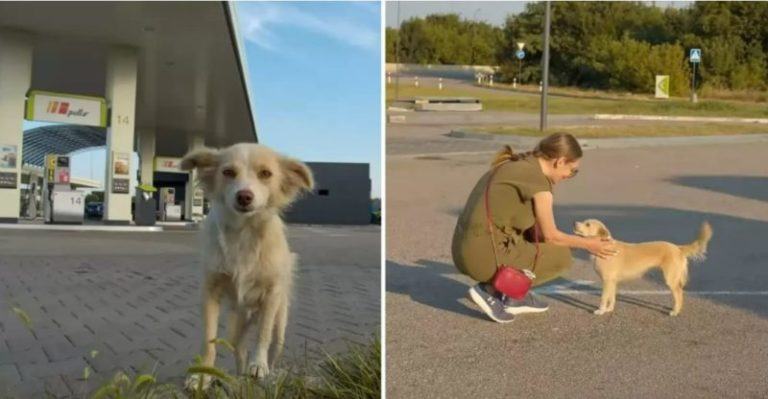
{"left": 201, "top": 288, "right": 223, "bottom": 366}
{"left": 595, "top": 280, "right": 617, "bottom": 315}
{"left": 670, "top": 285, "right": 684, "bottom": 316}
{"left": 249, "top": 294, "right": 281, "bottom": 378}
{"left": 663, "top": 260, "right": 685, "bottom": 316}
{"left": 268, "top": 297, "right": 288, "bottom": 369}
{"left": 186, "top": 276, "right": 224, "bottom": 390}
{"left": 228, "top": 309, "right": 252, "bottom": 374}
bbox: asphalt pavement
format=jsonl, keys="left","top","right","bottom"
{"left": 386, "top": 118, "right": 768, "bottom": 398}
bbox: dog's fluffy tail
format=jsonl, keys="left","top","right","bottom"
{"left": 679, "top": 221, "right": 713, "bottom": 261}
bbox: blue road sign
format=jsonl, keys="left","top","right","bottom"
{"left": 516, "top": 50, "right": 525, "bottom": 60}
{"left": 690, "top": 48, "right": 701, "bottom": 63}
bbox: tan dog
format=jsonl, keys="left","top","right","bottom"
{"left": 573, "top": 219, "right": 712, "bottom": 316}
{"left": 181, "top": 143, "right": 313, "bottom": 389}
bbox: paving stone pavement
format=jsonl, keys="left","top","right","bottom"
{"left": 0, "top": 225, "right": 380, "bottom": 398}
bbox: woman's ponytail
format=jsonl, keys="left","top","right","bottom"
{"left": 490, "top": 145, "right": 534, "bottom": 168}
{"left": 490, "top": 133, "right": 582, "bottom": 168}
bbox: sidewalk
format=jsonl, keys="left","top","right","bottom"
{"left": 0, "top": 226, "right": 380, "bottom": 397}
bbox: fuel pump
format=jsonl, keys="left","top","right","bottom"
{"left": 43, "top": 154, "right": 84, "bottom": 224}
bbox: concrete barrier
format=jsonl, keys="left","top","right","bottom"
{"left": 386, "top": 63, "right": 499, "bottom": 80}
{"left": 414, "top": 97, "right": 482, "bottom": 112}
{"left": 594, "top": 114, "right": 768, "bottom": 124}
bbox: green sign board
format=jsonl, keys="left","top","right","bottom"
{"left": 655, "top": 75, "right": 670, "bottom": 99}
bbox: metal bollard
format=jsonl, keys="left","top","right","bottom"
{"left": 489, "top": 75, "right": 494, "bottom": 87}
{"left": 539, "top": 81, "right": 543, "bottom": 92}
{"left": 513, "top": 78, "right": 517, "bottom": 89}
{"left": 438, "top": 78, "right": 443, "bottom": 90}
{"left": 414, "top": 76, "right": 419, "bottom": 88}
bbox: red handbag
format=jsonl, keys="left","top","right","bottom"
{"left": 484, "top": 163, "right": 540, "bottom": 300}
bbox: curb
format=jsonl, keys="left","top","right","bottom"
{"left": 0, "top": 223, "right": 164, "bottom": 232}
{"left": 593, "top": 114, "right": 768, "bottom": 124}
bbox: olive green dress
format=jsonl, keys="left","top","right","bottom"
{"left": 451, "top": 156, "right": 572, "bottom": 286}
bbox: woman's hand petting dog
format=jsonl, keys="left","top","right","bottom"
{"left": 586, "top": 237, "right": 619, "bottom": 259}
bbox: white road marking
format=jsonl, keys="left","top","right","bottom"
{"left": 0, "top": 223, "right": 162, "bottom": 232}
{"left": 537, "top": 289, "right": 768, "bottom": 296}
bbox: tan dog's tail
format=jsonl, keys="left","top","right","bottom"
{"left": 679, "top": 221, "right": 713, "bottom": 261}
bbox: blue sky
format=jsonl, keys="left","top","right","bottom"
{"left": 26, "top": 1, "right": 382, "bottom": 198}
{"left": 235, "top": 1, "right": 381, "bottom": 198}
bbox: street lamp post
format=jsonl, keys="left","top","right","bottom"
{"left": 540, "top": 1, "right": 551, "bottom": 132}
{"left": 394, "top": 1, "right": 402, "bottom": 101}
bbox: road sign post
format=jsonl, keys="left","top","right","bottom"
{"left": 690, "top": 48, "right": 701, "bottom": 103}
{"left": 516, "top": 42, "right": 526, "bottom": 90}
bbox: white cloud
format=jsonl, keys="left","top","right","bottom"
{"left": 237, "top": 3, "right": 379, "bottom": 53}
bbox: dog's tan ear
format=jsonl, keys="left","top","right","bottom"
{"left": 279, "top": 157, "right": 314, "bottom": 200}
{"left": 181, "top": 148, "right": 219, "bottom": 171}
{"left": 597, "top": 225, "right": 611, "bottom": 238}
{"left": 181, "top": 148, "right": 220, "bottom": 190}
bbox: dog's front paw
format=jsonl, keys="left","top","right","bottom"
{"left": 594, "top": 308, "right": 607, "bottom": 316}
{"left": 248, "top": 359, "right": 270, "bottom": 379}
{"left": 185, "top": 373, "right": 211, "bottom": 391}
{"left": 669, "top": 309, "right": 680, "bottom": 317}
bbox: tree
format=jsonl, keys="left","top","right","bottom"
{"left": 386, "top": 2, "right": 768, "bottom": 93}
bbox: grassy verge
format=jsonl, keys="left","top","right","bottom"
{"left": 386, "top": 83, "right": 768, "bottom": 118}
{"left": 88, "top": 338, "right": 380, "bottom": 399}
{"left": 476, "top": 122, "right": 768, "bottom": 138}
{"left": 5, "top": 305, "right": 380, "bottom": 399}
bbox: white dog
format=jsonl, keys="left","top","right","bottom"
{"left": 181, "top": 143, "right": 313, "bottom": 389}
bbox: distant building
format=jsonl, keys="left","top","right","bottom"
{"left": 285, "top": 162, "right": 371, "bottom": 225}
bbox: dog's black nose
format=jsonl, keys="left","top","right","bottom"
{"left": 236, "top": 190, "right": 254, "bottom": 207}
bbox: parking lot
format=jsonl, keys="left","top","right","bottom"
{"left": 386, "top": 119, "right": 768, "bottom": 398}
{"left": 0, "top": 225, "right": 380, "bottom": 397}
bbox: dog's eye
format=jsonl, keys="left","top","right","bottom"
{"left": 222, "top": 168, "right": 237, "bottom": 178}
{"left": 586, "top": 222, "right": 591, "bottom": 227}
{"left": 258, "top": 169, "right": 272, "bottom": 179}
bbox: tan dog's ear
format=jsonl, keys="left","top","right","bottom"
{"left": 279, "top": 157, "right": 314, "bottom": 202}
{"left": 597, "top": 225, "right": 611, "bottom": 238}
{"left": 181, "top": 148, "right": 220, "bottom": 190}
{"left": 181, "top": 148, "right": 219, "bottom": 171}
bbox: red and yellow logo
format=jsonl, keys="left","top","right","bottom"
{"left": 47, "top": 101, "right": 70, "bottom": 115}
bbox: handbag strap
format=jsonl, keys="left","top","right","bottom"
{"left": 483, "top": 162, "right": 541, "bottom": 273}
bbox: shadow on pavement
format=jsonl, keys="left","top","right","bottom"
{"left": 386, "top": 259, "right": 489, "bottom": 322}
{"left": 540, "top": 280, "right": 673, "bottom": 315}
{"left": 668, "top": 175, "right": 768, "bottom": 203}
{"left": 555, "top": 204, "right": 768, "bottom": 318}
{"left": 431, "top": 203, "right": 768, "bottom": 319}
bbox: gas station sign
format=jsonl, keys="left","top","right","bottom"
{"left": 154, "top": 157, "right": 184, "bottom": 173}
{"left": 26, "top": 90, "right": 107, "bottom": 127}
{"left": 0, "top": 145, "right": 18, "bottom": 189}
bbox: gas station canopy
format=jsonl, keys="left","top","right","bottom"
{"left": 22, "top": 125, "right": 105, "bottom": 168}
{"left": 0, "top": 1, "right": 259, "bottom": 224}
{"left": 0, "top": 1, "right": 258, "bottom": 155}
